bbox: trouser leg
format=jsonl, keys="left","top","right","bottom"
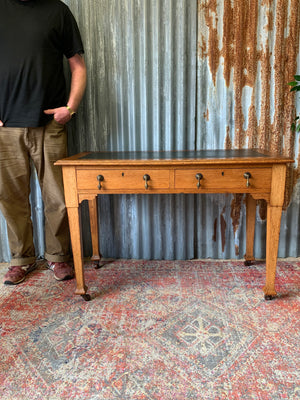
{"left": 29, "top": 119, "right": 70, "bottom": 262}
{"left": 0, "top": 127, "right": 36, "bottom": 266}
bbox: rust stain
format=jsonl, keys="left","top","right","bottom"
{"left": 235, "top": 244, "right": 239, "bottom": 257}
{"left": 247, "top": 103, "right": 258, "bottom": 149}
{"left": 198, "top": 33, "right": 208, "bottom": 58}
{"left": 225, "top": 126, "right": 232, "bottom": 149}
{"left": 222, "top": 0, "right": 234, "bottom": 87}
{"left": 198, "top": 0, "right": 300, "bottom": 212}
{"left": 245, "top": 0, "right": 260, "bottom": 88}
{"left": 231, "top": 0, "right": 246, "bottom": 149}
{"left": 197, "top": 1, "right": 207, "bottom": 57}
{"left": 212, "top": 217, "right": 217, "bottom": 242}
{"left": 233, "top": 0, "right": 260, "bottom": 148}
{"left": 220, "top": 212, "right": 226, "bottom": 252}
{"left": 258, "top": 199, "right": 267, "bottom": 221}
{"left": 203, "top": 109, "right": 209, "bottom": 121}
{"left": 265, "top": 6, "right": 274, "bottom": 32}
{"left": 230, "top": 194, "right": 244, "bottom": 235}
{"left": 261, "top": 0, "right": 273, "bottom": 6}
{"left": 202, "top": 0, "right": 220, "bottom": 85}
{"left": 257, "top": 48, "right": 272, "bottom": 152}
{"left": 281, "top": 0, "right": 300, "bottom": 205}
{"left": 270, "top": 0, "right": 286, "bottom": 155}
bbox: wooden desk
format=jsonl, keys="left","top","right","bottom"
{"left": 55, "top": 149, "right": 294, "bottom": 301}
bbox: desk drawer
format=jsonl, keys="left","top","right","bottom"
{"left": 77, "top": 169, "right": 170, "bottom": 191}
{"left": 174, "top": 168, "right": 272, "bottom": 191}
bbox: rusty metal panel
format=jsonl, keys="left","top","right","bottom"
{"left": 197, "top": 0, "right": 300, "bottom": 258}
{"left": 0, "top": 0, "right": 299, "bottom": 262}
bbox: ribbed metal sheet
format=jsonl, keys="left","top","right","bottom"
{"left": 0, "top": 0, "right": 299, "bottom": 262}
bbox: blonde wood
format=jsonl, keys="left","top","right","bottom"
{"left": 88, "top": 197, "right": 101, "bottom": 262}
{"left": 77, "top": 169, "right": 170, "bottom": 190}
{"left": 251, "top": 193, "right": 270, "bottom": 202}
{"left": 270, "top": 164, "right": 287, "bottom": 206}
{"left": 55, "top": 149, "right": 293, "bottom": 167}
{"left": 245, "top": 194, "right": 257, "bottom": 262}
{"left": 75, "top": 166, "right": 273, "bottom": 195}
{"left": 78, "top": 188, "right": 272, "bottom": 195}
{"left": 67, "top": 206, "right": 87, "bottom": 295}
{"left": 263, "top": 164, "right": 287, "bottom": 297}
{"left": 264, "top": 205, "right": 283, "bottom": 297}
{"left": 61, "top": 166, "right": 78, "bottom": 207}
{"left": 175, "top": 167, "right": 272, "bottom": 191}
{"left": 55, "top": 150, "right": 293, "bottom": 298}
{"left": 169, "top": 169, "right": 175, "bottom": 189}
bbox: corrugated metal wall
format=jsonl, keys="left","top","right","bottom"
{"left": 0, "top": 0, "right": 299, "bottom": 262}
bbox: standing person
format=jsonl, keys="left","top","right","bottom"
{"left": 0, "top": 0, "right": 87, "bottom": 284}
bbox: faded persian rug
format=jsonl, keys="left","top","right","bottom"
{"left": 0, "top": 259, "right": 299, "bottom": 399}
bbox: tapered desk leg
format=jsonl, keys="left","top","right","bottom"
{"left": 245, "top": 194, "right": 256, "bottom": 266}
{"left": 88, "top": 197, "right": 102, "bottom": 266}
{"left": 67, "top": 206, "right": 90, "bottom": 300}
{"left": 263, "top": 204, "right": 282, "bottom": 300}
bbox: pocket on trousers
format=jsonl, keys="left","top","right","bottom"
{"left": 45, "top": 120, "right": 67, "bottom": 160}
{"left": 47, "top": 118, "right": 66, "bottom": 137}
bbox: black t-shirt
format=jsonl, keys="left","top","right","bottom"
{"left": 0, "top": 0, "right": 84, "bottom": 127}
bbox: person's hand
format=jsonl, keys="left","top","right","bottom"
{"left": 0, "top": 120, "right": 3, "bottom": 126}
{"left": 44, "top": 107, "right": 72, "bottom": 125}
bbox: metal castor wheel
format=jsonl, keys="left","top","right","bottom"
{"left": 264, "top": 294, "right": 276, "bottom": 301}
{"left": 244, "top": 260, "right": 252, "bottom": 266}
{"left": 81, "top": 294, "right": 91, "bottom": 301}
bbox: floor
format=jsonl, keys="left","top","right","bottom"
{"left": 0, "top": 258, "right": 299, "bottom": 399}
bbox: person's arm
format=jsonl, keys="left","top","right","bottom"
{"left": 44, "top": 53, "right": 87, "bottom": 124}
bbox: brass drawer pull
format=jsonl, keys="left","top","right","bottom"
{"left": 195, "top": 173, "right": 203, "bottom": 189}
{"left": 244, "top": 172, "right": 251, "bottom": 187}
{"left": 143, "top": 174, "right": 150, "bottom": 189}
{"left": 97, "top": 174, "right": 104, "bottom": 189}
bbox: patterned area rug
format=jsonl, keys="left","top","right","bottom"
{"left": 0, "top": 259, "right": 299, "bottom": 400}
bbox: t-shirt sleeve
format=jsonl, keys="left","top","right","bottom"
{"left": 62, "top": 7, "right": 84, "bottom": 59}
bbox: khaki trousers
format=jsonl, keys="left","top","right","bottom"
{"left": 0, "top": 119, "right": 70, "bottom": 266}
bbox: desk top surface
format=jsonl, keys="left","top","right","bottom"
{"left": 80, "top": 149, "right": 264, "bottom": 160}
{"left": 56, "top": 149, "right": 294, "bottom": 166}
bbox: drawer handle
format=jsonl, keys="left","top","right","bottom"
{"left": 97, "top": 174, "right": 104, "bottom": 189}
{"left": 244, "top": 172, "right": 251, "bottom": 187}
{"left": 195, "top": 173, "right": 203, "bottom": 189}
{"left": 143, "top": 174, "right": 150, "bottom": 189}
